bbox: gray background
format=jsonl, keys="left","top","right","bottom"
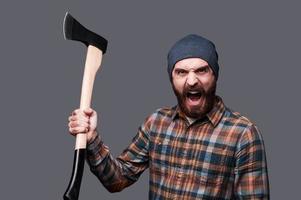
{"left": 0, "top": 0, "right": 300, "bottom": 199}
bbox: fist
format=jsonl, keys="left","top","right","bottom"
{"left": 68, "top": 108, "right": 98, "bottom": 143}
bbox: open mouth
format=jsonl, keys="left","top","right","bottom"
{"left": 186, "top": 91, "right": 202, "bottom": 101}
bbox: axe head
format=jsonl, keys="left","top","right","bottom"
{"left": 63, "top": 12, "right": 108, "bottom": 54}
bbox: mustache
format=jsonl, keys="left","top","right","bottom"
{"left": 183, "top": 86, "right": 205, "bottom": 96}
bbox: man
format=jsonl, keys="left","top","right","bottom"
{"left": 68, "top": 34, "right": 270, "bottom": 199}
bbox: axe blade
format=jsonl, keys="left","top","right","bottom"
{"left": 63, "top": 12, "right": 108, "bottom": 54}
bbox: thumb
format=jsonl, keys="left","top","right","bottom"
{"left": 83, "top": 108, "right": 94, "bottom": 116}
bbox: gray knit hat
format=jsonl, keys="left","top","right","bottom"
{"left": 167, "top": 34, "right": 219, "bottom": 80}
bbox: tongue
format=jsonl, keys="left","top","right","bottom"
{"left": 188, "top": 94, "right": 201, "bottom": 101}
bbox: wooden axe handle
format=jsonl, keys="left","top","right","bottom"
{"left": 76, "top": 45, "right": 103, "bottom": 149}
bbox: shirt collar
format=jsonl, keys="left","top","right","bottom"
{"left": 171, "top": 96, "right": 225, "bottom": 127}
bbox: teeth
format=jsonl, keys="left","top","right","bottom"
{"left": 189, "top": 91, "right": 199, "bottom": 94}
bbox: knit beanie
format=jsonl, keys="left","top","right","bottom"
{"left": 167, "top": 34, "right": 219, "bottom": 80}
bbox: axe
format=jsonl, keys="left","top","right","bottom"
{"left": 62, "top": 12, "right": 108, "bottom": 200}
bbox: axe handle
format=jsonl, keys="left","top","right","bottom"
{"left": 64, "top": 45, "right": 103, "bottom": 200}
{"left": 76, "top": 45, "right": 103, "bottom": 149}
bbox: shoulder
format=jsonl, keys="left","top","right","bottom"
{"left": 145, "top": 106, "right": 176, "bottom": 120}
{"left": 140, "top": 106, "right": 176, "bottom": 130}
{"left": 225, "top": 107, "right": 254, "bottom": 125}
{"left": 225, "top": 107, "right": 255, "bottom": 127}
{"left": 155, "top": 106, "right": 176, "bottom": 118}
{"left": 224, "top": 107, "right": 263, "bottom": 143}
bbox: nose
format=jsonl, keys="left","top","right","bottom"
{"left": 186, "top": 72, "right": 198, "bottom": 87}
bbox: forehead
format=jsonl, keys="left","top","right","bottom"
{"left": 174, "top": 57, "right": 209, "bottom": 70}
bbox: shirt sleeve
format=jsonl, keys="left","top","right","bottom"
{"left": 234, "top": 124, "right": 270, "bottom": 199}
{"left": 86, "top": 115, "right": 152, "bottom": 193}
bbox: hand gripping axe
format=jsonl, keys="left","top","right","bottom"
{"left": 62, "top": 12, "right": 108, "bottom": 200}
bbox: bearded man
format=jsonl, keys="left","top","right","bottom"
{"left": 68, "top": 34, "right": 270, "bottom": 199}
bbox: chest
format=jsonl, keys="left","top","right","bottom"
{"left": 149, "top": 120, "right": 238, "bottom": 173}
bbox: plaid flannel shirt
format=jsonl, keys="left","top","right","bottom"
{"left": 87, "top": 96, "right": 269, "bottom": 199}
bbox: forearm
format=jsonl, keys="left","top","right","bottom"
{"left": 86, "top": 133, "right": 144, "bottom": 192}
{"left": 86, "top": 134, "right": 133, "bottom": 192}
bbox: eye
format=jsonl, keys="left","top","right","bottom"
{"left": 196, "top": 66, "right": 209, "bottom": 74}
{"left": 175, "top": 69, "right": 187, "bottom": 76}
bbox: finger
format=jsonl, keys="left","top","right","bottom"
{"left": 68, "top": 116, "right": 77, "bottom": 121}
{"left": 69, "top": 120, "right": 89, "bottom": 128}
{"left": 78, "top": 115, "right": 89, "bottom": 123}
{"left": 72, "top": 126, "right": 89, "bottom": 133}
{"left": 68, "top": 121, "right": 78, "bottom": 128}
{"left": 79, "top": 121, "right": 90, "bottom": 128}
{"left": 69, "top": 115, "right": 81, "bottom": 122}
{"left": 68, "top": 115, "right": 89, "bottom": 123}
{"left": 69, "top": 127, "right": 88, "bottom": 135}
{"left": 72, "top": 109, "right": 81, "bottom": 116}
{"left": 70, "top": 111, "right": 89, "bottom": 122}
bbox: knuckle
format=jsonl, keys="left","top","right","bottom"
{"left": 70, "top": 122, "right": 76, "bottom": 128}
{"left": 73, "top": 109, "right": 80, "bottom": 115}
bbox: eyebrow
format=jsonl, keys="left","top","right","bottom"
{"left": 197, "top": 65, "right": 210, "bottom": 69}
{"left": 174, "top": 64, "right": 210, "bottom": 71}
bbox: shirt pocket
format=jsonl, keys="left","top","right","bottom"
{"left": 195, "top": 147, "right": 230, "bottom": 186}
{"left": 150, "top": 137, "right": 173, "bottom": 168}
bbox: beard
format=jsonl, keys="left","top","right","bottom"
{"left": 172, "top": 81, "right": 216, "bottom": 119}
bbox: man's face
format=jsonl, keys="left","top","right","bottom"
{"left": 172, "top": 58, "right": 217, "bottom": 118}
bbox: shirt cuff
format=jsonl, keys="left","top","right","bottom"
{"left": 86, "top": 134, "right": 109, "bottom": 167}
